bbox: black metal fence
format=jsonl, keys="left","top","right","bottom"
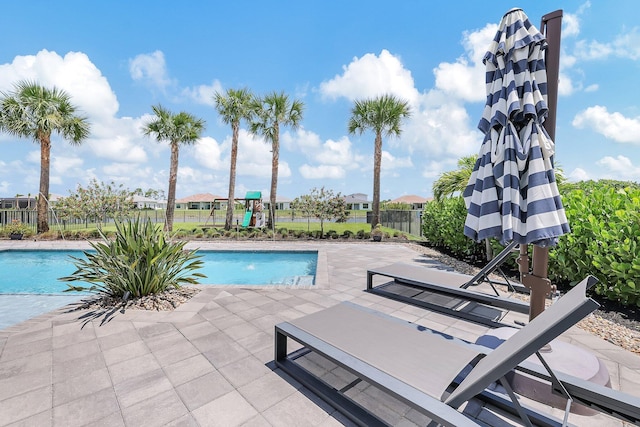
{"left": 1, "top": 208, "right": 423, "bottom": 235}
{"left": 378, "top": 210, "right": 423, "bottom": 236}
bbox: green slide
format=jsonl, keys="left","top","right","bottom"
{"left": 242, "top": 211, "right": 252, "bottom": 227}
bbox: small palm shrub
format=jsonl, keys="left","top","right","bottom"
{"left": 60, "top": 218, "right": 205, "bottom": 298}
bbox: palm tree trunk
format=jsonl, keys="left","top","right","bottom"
{"left": 37, "top": 134, "right": 51, "bottom": 233}
{"left": 268, "top": 131, "right": 279, "bottom": 229}
{"left": 371, "top": 132, "right": 382, "bottom": 229}
{"left": 225, "top": 122, "right": 239, "bottom": 230}
{"left": 165, "top": 142, "right": 179, "bottom": 232}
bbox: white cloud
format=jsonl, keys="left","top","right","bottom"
{"left": 284, "top": 129, "right": 361, "bottom": 179}
{"left": 596, "top": 155, "right": 640, "bottom": 179}
{"left": 282, "top": 128, "right": 322, "bottom": 152}
{"left": 433, "top": 23, "right": 497, "bottom": 103}
{"left": 0, "top": 50, "right": 119, "bottom": 120}
{"left": 198, "top": 129, "right": 292, "bottom": 180}
{"left": 574, "top": 27, "right": 640, "bottom": 61}
{"left": 573, "top": 106, "right": 640, "bottom": 144}
{"left": 318, "top": 49, "right": 420, "bottom": 106}
{"left": 318, "top": 43, "right": 483, "bottom": 164}
{"left": 558, "top": 71, "right": 577, "bottom": 96}
{"left": 88, "top": 132, "right": 147, "bottom": 163}
{"left": 299, "top": 164, "right": 345, "bottom": 179}
{"left": 0, "top": 50, "right": 153, "bottom": 168}
{"left": 52, "top": 156, "right": 83, "bottom": 174}
{"left": 182, "top": 80, "right": 223, "bottom": 106}
{"left": 129, "top": 50, "right": 173, "bottom": 90}
{"left": 574, "top": 39, "right": 613, "bottom": 60}
{"left": 405, "top": 96, "right": 481, "bottom": 157}
{"left": 563, "top": 13, "right": 581, "bottom": 38}
{"left": 315, "top": 137, "right": 357, "bottom": 166}
{"left": 568, "top": 167, "right": 590, "bottom": 181}
{"left": 421, "top": 159, "right": 457, "bottom": 180}
{"left": 192, "top": 136, "right": 226, "bottom": 170}
{"left": 380, "top": 151, "right": 413, "bottom": 177}
{"left": 612, "top": 27, "right": 640, "bottom": 60}
{"left": 584, "top": 84, "right": 599, "bottom": 92}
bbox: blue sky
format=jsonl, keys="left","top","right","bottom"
{"left": 1, "top": 1, "right": 639, "bottom": 201}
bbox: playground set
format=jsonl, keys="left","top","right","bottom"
{"left": 208, "top": 191, "right": 264, "bottom": 228}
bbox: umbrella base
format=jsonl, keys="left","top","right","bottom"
{"left": 477, "top": 327, "right": 610, "bottom": 415}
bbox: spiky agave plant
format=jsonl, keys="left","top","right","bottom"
{"left": 60, "top": 217, "right": 206, "bottom": 297}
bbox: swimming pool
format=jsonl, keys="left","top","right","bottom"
{"left": 0, "top": 249, "right": 318, "bottom": 294}
{"left": 0, "top": 248, "right": 318, "bottom": 330}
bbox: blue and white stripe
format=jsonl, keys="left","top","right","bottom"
{"left": 464, "top": 8, "right": 570, "bottom": 247}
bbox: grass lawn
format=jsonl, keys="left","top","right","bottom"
{"left": 31, "top": 220, "right": 424, "bottom": 241}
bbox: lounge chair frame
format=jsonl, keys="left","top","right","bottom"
{"left": 367, "top": 262, "right": 530, "bottom": 327}
{"left": 275, "top": 276, "right": 602, "bottom": 426}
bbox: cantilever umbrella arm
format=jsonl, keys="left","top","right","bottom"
{"left": 519, "top": 10, "right": 564, "bottom": 321}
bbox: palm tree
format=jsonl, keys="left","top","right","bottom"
{"left": 142, "top": 105, "right": 205, "bottom": 232}
{"left": 250, "top": 91, "right": 304, "bottom": 228}
{"left": 433, "top": 155, "right": 478, "bottom": 201}
{"left": 348, "top": 94, "right": 411, "bottom": 229}
{"left": 214, "top": 88, "right": 254, "bottom": 230}
{"left": 0, "top": 81, "right": 90, "bottom": 233}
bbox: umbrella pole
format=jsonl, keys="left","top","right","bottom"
{"left": 523, "top": 246, "right": 555, "bottom": 320}
{"left": 517, "top": 244, "right": 529, "bottom": 280}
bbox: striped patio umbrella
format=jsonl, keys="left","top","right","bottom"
{"left": 463, "top": 8, "right": 570, "bottom": 248}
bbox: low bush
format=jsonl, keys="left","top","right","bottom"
{"left": 550, "top": 183, "right": 640, "bottom": 305}
{"left": 422, "top": 197, "right": 484, "bottom": 260}
{"left": 60, "top": 218, "right": 205, "bottom": 298}
{"left": 342, "top": 230, "right": 354, "bottom": 239}
{"left": 422, "top": 180, "right": 640, "bottom": 306}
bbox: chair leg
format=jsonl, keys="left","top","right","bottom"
{"left": 275, "top": 328, "right": 288, "bottom": 362}
{"left": 498, "top": 376, "right": 534, "bottom": 427}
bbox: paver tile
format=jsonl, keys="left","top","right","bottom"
{"left": 164, "top": 354, "right": 215, "bottom": 386}
{"left": 217, "top": 355, "right": 271, "bottom": 388}
{"left": 175, "top": 370, "right": 234, "bottom": 411}
{"left": 52, "top": 387, "right": 119, "bottom": 427}
{"left": 191, "top": 390, "right": 258, "bottom": 427}
{"left": 53, "top": 367, "right": 112, "bottom": 406}
{"left": 0, "top": 385, "right": 51, "bottom": 426}
{"left": 121, "top": 389, "right": 189, "bottom": 426}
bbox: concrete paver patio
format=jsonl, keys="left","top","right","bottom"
{"left": 1, "top": 240, "right": 638, "bottom": 426}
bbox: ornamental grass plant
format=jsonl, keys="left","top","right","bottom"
{"left": 60, "top": 217, "right": 205, "bottom": 298}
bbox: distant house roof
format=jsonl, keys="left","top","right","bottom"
{"left": 132, "top": 195, "right": 165, "bottom": 204}
{"left": 344, "top": 193, "right": 369, "bottom": 203}
{"left": 391, "top": 195, "right": 431, "bottom": 204}
{"left": 175, "top": 193, "right": 224, "bottom": 203}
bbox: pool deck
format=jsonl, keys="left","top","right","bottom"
{"left": 1, "top": 240, "right": 639, "bottom": 426}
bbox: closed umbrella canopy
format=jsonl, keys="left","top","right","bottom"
{"left": 463, "top": 8, "right": 570, "bottom": 248}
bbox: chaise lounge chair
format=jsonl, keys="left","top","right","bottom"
{"left": 367, "top": 260, "right": 531, "bottom": 327}
{"left": 275, "top": 276, "right": 605, "bottom": 426}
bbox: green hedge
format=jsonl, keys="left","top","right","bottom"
{"left": 549, "top": 182, "right": 640, "bottom": 306}
{"left": 422, "top": 180, "right": 640, "bottom": 306}
{"left": 422, "top": 197, "right": 484, "bottom": 259}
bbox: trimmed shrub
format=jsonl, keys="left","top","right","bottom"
{"left": 422, "top": 197, "right": 484, "bottom": 260}
{"left": 422, "top": 180, "right": 640, "bottom": 306}
{"left": 550, "top": 184, "right": 640, "bottom": 306}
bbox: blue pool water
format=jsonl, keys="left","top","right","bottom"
{"left": 198, "top": 250, "right": 316, "bottom": 286}
{"left": 0, "top": 249, "right": 317, "bottom": 294}
{"left": 0, "top": 249, "right": 317, "bottom": 330}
